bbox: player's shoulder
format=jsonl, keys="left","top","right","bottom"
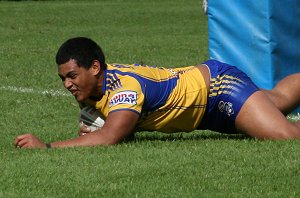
{"left": 104, "top": 66, "right": 142, "bottom": 93}
{"left": 107, "top": 63, "right": 134, "bottom": 70}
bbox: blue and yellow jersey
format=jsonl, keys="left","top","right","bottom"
{"left": 95, "top": 63, "right": 207, "bottom": 133}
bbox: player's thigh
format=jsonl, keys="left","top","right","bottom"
{"left": 235, "top": 91, "right": 300, "bottom": 139}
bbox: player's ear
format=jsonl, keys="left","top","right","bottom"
{"left": 90, "top": 60, "right": 101, "bottom": 76}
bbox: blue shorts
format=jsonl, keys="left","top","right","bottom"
{"left": 197, "top": 60, "right": 259, "bottom": 133}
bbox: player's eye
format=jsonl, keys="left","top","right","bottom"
{"left": 67, "top": 72, "right": 77, "bottom": 79}
{"left": 70, "top": 74, "right": 77, "bottom": 79}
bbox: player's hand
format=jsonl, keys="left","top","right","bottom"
{"left": 14, "top": 133, "right": 47, "bottom": 149}
{"left": 78, "top": 121, "right": 92, "bottom": 136}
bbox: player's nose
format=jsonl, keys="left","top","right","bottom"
{"left": 64, "top": 79, "right": 73, "bottom": 90}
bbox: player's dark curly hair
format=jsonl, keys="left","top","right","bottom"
{"left": 55, "top": 37, "right": 107, "bottom": 70}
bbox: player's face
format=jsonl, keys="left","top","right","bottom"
{"left": 58, "top": 59, "right": 99, "bottom": 102}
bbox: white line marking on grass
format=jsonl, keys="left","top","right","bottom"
{"left": 0, "top": 85, "right": 71, "bottom": 97}
{"left": 2, "top": 86, "right": 300, "bottom": 121}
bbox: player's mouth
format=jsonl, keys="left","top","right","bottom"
{"left": 70, "top": 89, "right": 79, "bottom": 97}
{"left": 69, "top": 87, "right": 85, "bottom": 101}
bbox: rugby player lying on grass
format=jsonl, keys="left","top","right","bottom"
{"left": 14, "top": 37, "right": 300, "bottom": 148}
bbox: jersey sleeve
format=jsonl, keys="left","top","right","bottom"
{"left": 107, "top": 76, "right": 144, "bottom": 115}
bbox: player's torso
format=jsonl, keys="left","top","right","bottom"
{"left": 95, "top": 63, "right": 208, "bottom": 132}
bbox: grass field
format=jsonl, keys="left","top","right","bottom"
{"left": 1, "top": 0, "right": 300, "bottom": 197}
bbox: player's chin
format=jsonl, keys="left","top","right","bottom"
{"left": 74, "top": 94, "right": 88, "bottom": 102}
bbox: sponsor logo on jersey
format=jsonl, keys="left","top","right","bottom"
{"left": 109, "top": 91, "right": 137, "bottom": 107}
{"left": 218, "top": 101, "right": 234, "bottom": 116}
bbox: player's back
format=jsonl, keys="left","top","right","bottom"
{"left": 98, "top": 63, "right": 208, "bottom": 132}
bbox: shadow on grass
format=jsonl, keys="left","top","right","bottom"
{"left": 128, "top": 130, "right": 253, "bottom": 143}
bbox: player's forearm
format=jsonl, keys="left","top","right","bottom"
{"left": 48, "top": 110, "right": 138, "bottom": 148}
{"left": 49, "top": 131, "right": 120, "bottom": 148}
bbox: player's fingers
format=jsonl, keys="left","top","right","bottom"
{"left": 81, "top": 126, "right": 91, "bottom": 133}
{"left": 79, "top": 128, "right": 91, "bottom": 136}
{"left": 14, "top": 138, "right": 20, "bottom": 147}
{"left": 80, "top": 121, "right": 91, "bottom": 129}
{"left": 79, "top": 121, "right": 85, "bottom": 128}
{"left": 78, "top": 129, "right": 91, "bottom": 136}
{"left": 78, "top": 122, "right": 92, "bottom": 135}
{"left": 14, "top": 134, "right": 30, "bottom": 147}
{"left": 78, "top": 122, "right": 84, "bottom": 136}
{"left": 16, "top": 138, "right": 29, "bottom": 148}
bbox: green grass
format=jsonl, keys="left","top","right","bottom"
{"left": 1, "top": 0, "right": 300, "bottom": 197}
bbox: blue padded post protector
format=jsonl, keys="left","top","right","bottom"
{"left": 207, "top": 0, "right": 300, "bottom": 112}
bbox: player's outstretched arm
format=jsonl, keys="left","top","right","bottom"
{"left": 14, "top": 110, "right": 139, "bottom": 149}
